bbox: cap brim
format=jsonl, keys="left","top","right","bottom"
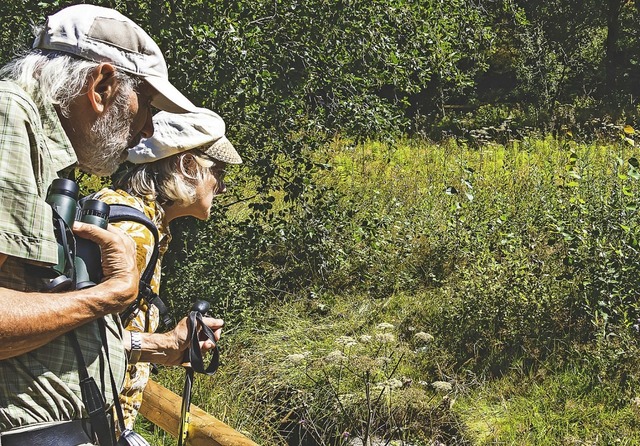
{"left": 144, "top": 75, "right": 199, "bottom": 113}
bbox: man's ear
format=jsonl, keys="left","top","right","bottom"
{"left": 86, "top": 63, "right": 118, "bottom": 114}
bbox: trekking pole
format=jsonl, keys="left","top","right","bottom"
{"left": 178, "top": 299, "right": 220, "bottom": 446}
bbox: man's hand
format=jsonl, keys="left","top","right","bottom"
{"left": 134, "top": 316, "right": 224, "bottom": 366}
{"left": 73, "top": 222, "right": 139, "bottom": 312}
{"left": 0, "top": 224, "right": 139, "bottom": 359}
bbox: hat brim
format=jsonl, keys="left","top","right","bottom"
{"left": 204, "top": 137, "right": 243, "bottom": 165}
{"left": 144, "top": 75, "right": 199, "bottom": 113}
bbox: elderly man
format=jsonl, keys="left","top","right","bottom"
{"left": 0, "top": 5, "right": 222, "bottom": 445}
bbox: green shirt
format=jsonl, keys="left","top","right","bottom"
{"left": 0, "top": 80, "right": 127, "bottom": 431}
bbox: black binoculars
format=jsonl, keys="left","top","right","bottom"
{"left": 45, "top": 178, "right": 110, "bottom": 291}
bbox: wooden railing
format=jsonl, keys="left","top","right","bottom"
{"left": 140, "top": 380, "right": 259, "bottom": 446}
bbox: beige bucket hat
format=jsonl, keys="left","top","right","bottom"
{"left": 127, "top": 109, "right": 242, "bottom": 165}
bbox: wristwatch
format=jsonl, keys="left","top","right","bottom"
{"left": 129, "top": 331, "right": 142, "bottom": 364}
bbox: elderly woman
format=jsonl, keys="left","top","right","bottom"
{"left": 94, "top": 108, "right": 242, "bottom": 429}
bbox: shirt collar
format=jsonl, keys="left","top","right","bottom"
{"left": 37, "top": 97, "right": 77, "bottom": 174}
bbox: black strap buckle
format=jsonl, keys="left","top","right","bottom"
{"left": 120, "top": 282, "right": 172, "bottom": 328}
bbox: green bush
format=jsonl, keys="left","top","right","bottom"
{"left": 183, "top": 133, "right": 640, "bottom": 444}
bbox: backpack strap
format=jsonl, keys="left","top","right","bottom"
{"left": 106, "top": 204, "right": 171, "bottom": 327}
{"left": 108, "top": 204, "right": 159, "bottom": 286}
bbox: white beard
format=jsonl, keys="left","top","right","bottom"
{"left": 75, "top": 86, "right": 135, "bottom": 177}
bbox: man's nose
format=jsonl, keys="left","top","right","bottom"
{"left": 141, "top": 107, "right": 154, "bottom": 138}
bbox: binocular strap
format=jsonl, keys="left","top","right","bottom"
{"left": 67, "top": 325, "right": 114, "bottom": 446}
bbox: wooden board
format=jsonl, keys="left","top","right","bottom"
{"left": 139, "top": 379, "right": 259, "bottom": 446}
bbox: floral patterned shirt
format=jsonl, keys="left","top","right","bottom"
{"left": 93, "top": 188, "right": 171, "bottom": 429}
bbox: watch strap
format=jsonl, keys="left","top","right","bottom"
{"left": 129, "top": 330, "right": 142, "bottom": 364}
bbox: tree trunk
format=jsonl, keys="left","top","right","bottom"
{"left": 605, "top": 0, "right": 623, "bottom": 93}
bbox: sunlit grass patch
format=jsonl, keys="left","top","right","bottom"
{"left": 149, "top": 291, "right": 466, "bottom": 445}
{"left": 458, "top": 369, "right": 640, "bottom": 445}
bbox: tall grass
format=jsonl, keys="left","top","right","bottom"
{"left": 149, "top": 132, "right": 640, "bottom": 445}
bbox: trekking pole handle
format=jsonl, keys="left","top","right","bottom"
{"left": 191, "top": 299, "right": 210, "bottom": 315}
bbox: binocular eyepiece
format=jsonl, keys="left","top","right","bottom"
{"left": 45, "top": 178, "right": 110, "bottom": 291}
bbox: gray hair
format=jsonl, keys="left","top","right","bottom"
{"left": 0, "top": 50, "right": 138, "bottom": 117}
{"left": 115, "top": 151, "right": 214, "bottom": 207}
